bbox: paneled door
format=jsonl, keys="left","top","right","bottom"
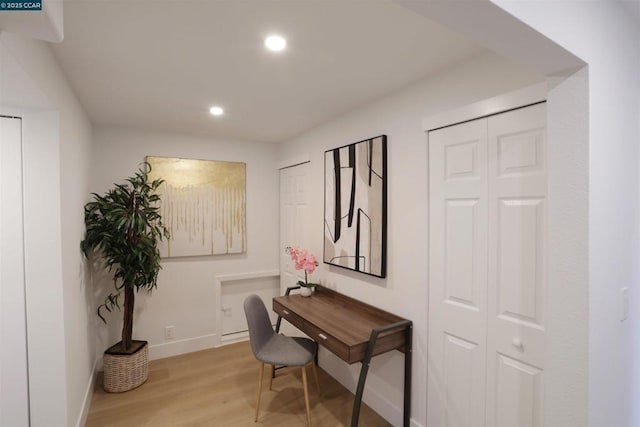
{"left": 428, "top": 103, "right": 547, "bottom": 427}
{"left": 0, "top": 116, "right": 30, "bottom": 426}
{"left": 279, "top": 162, "right": 310, "bottom": 337}
{"left": 428, "top": 118, "right": 489, "bottom": 427}
{"left": 485, "top": 104, "right": 547, "bottom": 427}
{"left": 279, "top": 162, "right": 310, "bottom": 292}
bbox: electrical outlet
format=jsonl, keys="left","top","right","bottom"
{"left": 621, "top": 287, "right": 630, "bottom": 322}
{"left": 165, "top": 326, "right": 175, "bottom": 340}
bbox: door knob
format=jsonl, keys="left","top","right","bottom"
{"left": 512, "top": 338, "right": 524, "bottom": 351}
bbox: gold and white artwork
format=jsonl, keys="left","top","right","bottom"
{"left": 147, "top": 156, "right": 246, "bottom": 257}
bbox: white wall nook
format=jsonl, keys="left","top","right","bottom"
{"left": 214, "top": 271, "right": 280, "bottom": 347}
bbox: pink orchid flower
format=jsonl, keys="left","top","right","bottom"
{"left": 285, "top": 246, "right": 319, "bottom": 287}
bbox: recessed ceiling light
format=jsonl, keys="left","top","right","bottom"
{"left": 209, "top": 106, "right": 224, "bottom": 116}
{"left": 265, "top": 35, "right": 286, "bottom": 52}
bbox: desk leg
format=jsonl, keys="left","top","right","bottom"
{"left": 351, "top": 321, "right": 412, "bottom": 427}
{"left": 351, "top": 347, "right": 373, "bottom": 427}
{"left": 404, "top": 324, "right": 412, "bottom": 427}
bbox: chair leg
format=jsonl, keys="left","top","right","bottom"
{"left": 269, "top": 364, "right": 274, "bottom": 390}
{"left": 310, "top": 361, "right": 321, "bottom": 397}
{"left": 255, "top": 363, "right": 265, "bottom": 422}
{"left": 301, "top": 366, "right": 312, "bottom": 427}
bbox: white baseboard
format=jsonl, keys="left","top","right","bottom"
{"left": 364, "top": 387, "right": 423, "bottom": 427}
{"left": 76, "top": 357, "right": 99, "bottom": 427}
{"left": 148, "top": 333, "right": 217, "bottom": 360}
{"left": 219, "top": 330, "right": 249, "bottom": 347}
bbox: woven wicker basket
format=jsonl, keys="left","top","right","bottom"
{"left": 103, "top": 340, "right": 148, "bottom": 393}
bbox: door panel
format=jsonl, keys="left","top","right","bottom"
{"left": 428, "top": 118, "right": 488, "bottom": 427}
{"left": 280, "top": 163, "right": 310, "bottom": 290}
{"left": 486, "top": 103, "right": 547, "bottom": 425}
{"left": 494, "top": 353, "right": 543, "bottom": 427}
{"left": 279, "top": 163, "right": 309, "bottom": 336}
{"left": 441, "top": 333, "right": 484, "bottom": 427}
{"left": 497, "top": 198, "right": 545, "bottom": 326}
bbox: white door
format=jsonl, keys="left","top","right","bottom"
{"left": 485, "top": 104, "right": 546, "bottom": 427}
{"left": 428, "top": 118, "right": 489, "bottom": 427}
{"left": 428, "top": 103, "right": 547, "bottom": 427}
{"left": 0, "top": 116, "right": 30, "bottom": 426}
{"left": 279, "top": 162, "right": 310, "bottom": 292}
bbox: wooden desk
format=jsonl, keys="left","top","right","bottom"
{"left": 273, "top": 285, "right": 412, "bottom": 427}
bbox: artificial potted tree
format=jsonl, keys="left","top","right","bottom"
{"left": 81, "top": 163, "right": 169, "bottom": 392}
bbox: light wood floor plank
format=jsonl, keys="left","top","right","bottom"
{"left": 86, "top": 341, "right": 391, "bottom": 427}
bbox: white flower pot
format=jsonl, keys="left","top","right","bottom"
{"left": 300, "top": 286, "right": 313, "bottom": 297}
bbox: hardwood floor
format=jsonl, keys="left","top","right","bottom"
{"left": 86, "top": 341, "right": 391, "bottom": 426}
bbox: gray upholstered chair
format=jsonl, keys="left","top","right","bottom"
{"left": 243, "top": 294, "right": 319, "bottom": 426}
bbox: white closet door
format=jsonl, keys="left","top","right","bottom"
{"left": 428, "top": 103, "right": 547, "bottom": 427}
{"left": 279, "top": 162, "right": 310, "bottom": 292}
{"left": 0, "top": 116, "right": 29, "bottom": 426}
{"left": 427, "top": 118, "right": 489, "bottom": 427}
{"left": 485, "top": 103, "right": 547, "bottom": 427}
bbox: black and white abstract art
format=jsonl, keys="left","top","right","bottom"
{"left": 323, "top": 135, "right": 387, "bottom": 278}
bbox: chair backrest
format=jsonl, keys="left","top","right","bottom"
{"left": 243, "top": 294, "right": 276, "bottom": 357}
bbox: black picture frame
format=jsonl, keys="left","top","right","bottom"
{"left": 323, "top": 135, "right": 387, "bottom": 278}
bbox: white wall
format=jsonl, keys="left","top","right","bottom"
{"left": 91, "top": 127, "right": 280, "bottom": 360}
{"left": 544, "top": 68, "right": 590, "bottom": 427}
{"left": 0, "top": 32, "right": 94, "bottom": 427}
{"left": 482, "top": 3, "right": 640, "bottom": 426}
{"left": 276, "top": 52, "right": 542, "bottom": 427}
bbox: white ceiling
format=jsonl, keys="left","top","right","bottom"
{"left": 52, "top": 0, "right": 485, "bottom": 143}
{"left": 620, "top": 0, "right": 640, "bottom": 23}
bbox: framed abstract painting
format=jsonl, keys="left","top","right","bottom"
{"left": 323, "top": 135, "right": 387, "bottom": 278}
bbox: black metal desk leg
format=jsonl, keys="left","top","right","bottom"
{"left": 404, "top": 324, "right": 413, "bottom": 427}
{"left": 351, "top": 320, "right": 412, "bottom": 427}
{"left": 351, "top": 331, "right": 378, "bottom": 427}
